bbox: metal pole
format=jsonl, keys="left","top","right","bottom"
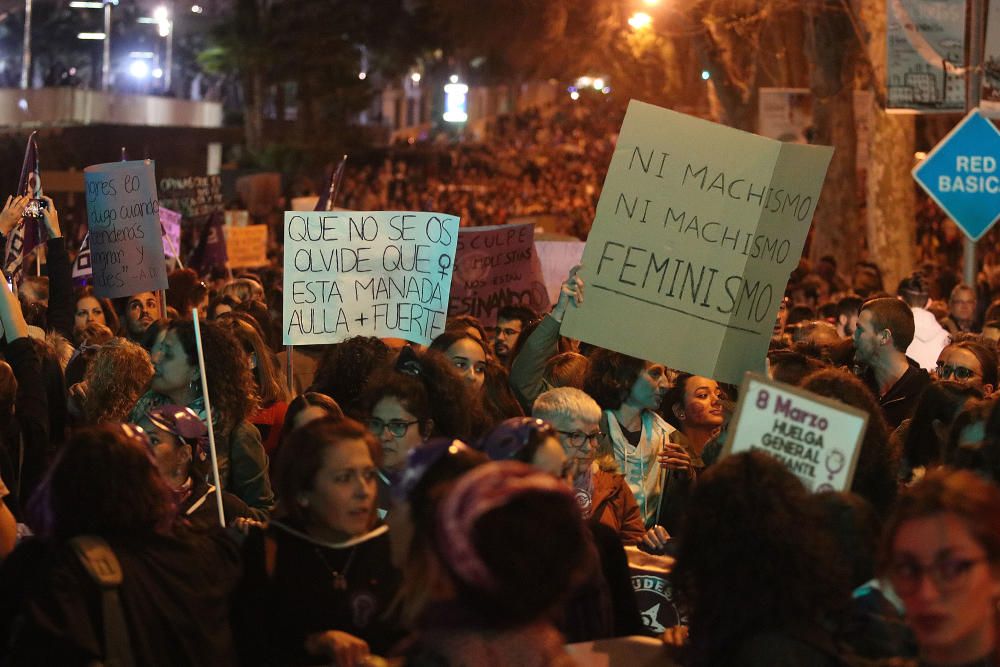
{"left": 101, "top": 1, "right": 111, "bottom": 91}
{"left": 963, "top": 0, "right": 986, "bottom": 286}
{"left": 164, "top": 19, "right": 173, "bottom": 93}
{"left": 20, "top": 0, "right": 31, "bottom": 89}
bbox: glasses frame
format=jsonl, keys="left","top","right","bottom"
{"left": 367, "top": 417, "right": 421, "bottom": 438}
{"left": 887, "top": 555, "right": 990, "bottom": 596}
{"left": 556, "top": 430, "right": 603, "bottom": 449}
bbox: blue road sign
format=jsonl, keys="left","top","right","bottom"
{"left": 912, "top": 110, "right": 1000, "bottom": 241}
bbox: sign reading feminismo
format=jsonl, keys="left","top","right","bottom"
{"left": 560, "top": 100, "right": 833, "bottom": 384}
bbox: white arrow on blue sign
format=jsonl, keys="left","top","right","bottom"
{"left": 912, "top": 110, "right": 1000, "bottom": 242}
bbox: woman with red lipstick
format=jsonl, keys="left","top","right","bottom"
{"left": 883, "top": 469, "right": 1000, "bottom": 667}
{"left": 234, "top": 417, "right": 402, "bottom": 666}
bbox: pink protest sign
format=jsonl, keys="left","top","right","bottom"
{"left": 447, "top": 222, "right": 551, "bottom": 328}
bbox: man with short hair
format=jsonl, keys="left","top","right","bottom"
{"left": 533, "top": 387, "right": 668, "bottom": 553}
{"left": 121, "top": 291, "right": 160, "bottom": 343}
{"left": 853, "top": 297, "right": 931, "bottom": 428}
{"left": 492, "top": 305, "right": 536, "bottom": 364}
{"left": 897, "top": 273, "right": 949, "bottom": 371}
{"left": 941, "top": 283, "right": 978, "bottom": 335}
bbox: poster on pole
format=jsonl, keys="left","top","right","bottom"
{"left": 225, "top": 224, "right": 268, "bottom": 268}
{"left": 447, "top": 223, "right": 551, "bottom": 328}
{"left": 84, "top": 160, "right": 168, "bottom": 299}
{"left": 886, "top": 0, "right": 966, "bottom": 113}
{"left": 984, "top": 2, "right": 1000, "bottom": 116}
{"left": 283, "top": 211, "right": 460, "bottom": 345}
{"left": 758, "top": 88, "right": 813, "bottom": 143}
{"left": 721, "top": 373, "right": 868, "bottom": 492}
{"left": 559, "top": 100, "right": 833, "bottom": 385}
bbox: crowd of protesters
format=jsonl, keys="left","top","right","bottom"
{"left": 0, "top": 176, "right": 999, "bottom": 667}
{"left": 336, "top": 98, "right": 618, "bottom": 238}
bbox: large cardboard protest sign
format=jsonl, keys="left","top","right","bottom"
{"left": 448, "top": 222, "right": 551, "bottom": 328}
{"left": 225, "top": 224, "right": 268, "bottom": 268}
{"left": 560, "top": 101, "right": 833, "bottom": 384}
{"left": 722, "top": 373, "right": 867, "bottom": 492}
{"left": 84, "top": 160, "right": 168, "bottom": 299}
{"left": 283, "top": 211, "right": 460, "bottom": 345}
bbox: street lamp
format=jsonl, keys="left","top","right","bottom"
{"left": 154, "top": 5, "right": 172, "bottom": 92}
{"left": 628, "top": 11, "right": 652, "bottom": 30}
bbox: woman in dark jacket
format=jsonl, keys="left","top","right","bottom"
{"left": 0, "top": 423, "right": 241, "bottom": 666}
{"left": 234, "top": 417, "right": 402, "bottom": 666}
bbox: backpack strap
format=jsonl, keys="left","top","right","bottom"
{"left": 70, "top": 536, "right": 136, "bottom": 667}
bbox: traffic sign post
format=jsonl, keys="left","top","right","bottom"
{"left": 912, "top": 110, "right": 1000, "bottom": 245}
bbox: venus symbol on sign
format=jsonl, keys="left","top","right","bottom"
{"left": 437, "top": 254, "right": 452, "bottom": 278}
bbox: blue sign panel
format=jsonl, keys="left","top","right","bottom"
{"left": 912, "top": 110, "right": 1000, "bottom": 241}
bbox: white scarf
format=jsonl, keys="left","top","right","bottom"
{"left": 604, "top": 409, "right": 676, "bottom": 527}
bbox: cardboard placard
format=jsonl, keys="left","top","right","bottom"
{"left": 84, "top": 160, "right": 168, "bottom": 298}
{"left": 560, "top": 100, "right": 833, "bottom": 384}
{"left": 225, "top": 224, "right": 268, "bottom": 268}
{"left": 447, "top": 222, "right": 551, "bottom": 328}
{"left": 283, "top": 211, "right": 460, "bottom": 345}
{"left": 721, "top": 372, "right": 868, "bottom": 492}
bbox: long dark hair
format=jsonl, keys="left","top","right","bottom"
{"left": 167, "top": 319, "right": 259, "bottom": 434}
{"left": 674, "top": 451, "right": 849, "bottom": 666}
{"left": 30, "top": 424, "right": 176, "bottom": 540}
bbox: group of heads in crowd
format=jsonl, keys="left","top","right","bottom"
{"left": 2, "top": 197, "right": 1000, "bottom": 665}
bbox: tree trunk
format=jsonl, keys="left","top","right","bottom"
{"left": 860, "top": 0, "right": 917, "bottom": 288}
{"left": 806, "top": 1, "right": 862, "bottom": 270}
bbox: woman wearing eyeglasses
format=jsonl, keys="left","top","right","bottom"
{"left": 935, "top": 342, "right": 998, "bottom": 397}
{"left": 360, "top": 347, "right": 477, "bottom": 477}
{"left": 882, "top": 468, "right": 1000, "bottom": 666}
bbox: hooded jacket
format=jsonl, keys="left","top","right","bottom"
{"left": 905, "top": 307, "right": 950, "bottom": 371}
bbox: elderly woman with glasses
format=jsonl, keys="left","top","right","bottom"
{"left": 531, "top": 388, "right": 669, "bottom": 553}
{"left": 935, "top": 341, "right": 998, "bottom": 397}
{"left": 882, "top": 468, "right": 1000, "bottom": 666}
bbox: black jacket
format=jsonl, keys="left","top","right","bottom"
{"left": 862, "top": 358, "right": 931, "bottom": 429}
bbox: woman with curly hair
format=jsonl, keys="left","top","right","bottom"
{"left": 216, "top": 312, "right": 289, "bottom": 455}
{"left": 130, "top": 319, "right": 274, "bottom": 516}
{"left": 79, "top": 338, "right": 154, "bottom": 424}
{"left": 360, "top": 347, "right": 478, "bottom": 478}
{"left": 673, "top": 450, "right": 852, "bottom": 666}
{"left": 583, "top": 349, "right": 685, "bottom": 528}
{"left": 0, "top": 424, "right": 241, "bottom": 665}
{"left": 310, "top": 336, "right": 390, "bottom": 418}
{"left": 800, "top": 368, "right": 899, "bottom": 517}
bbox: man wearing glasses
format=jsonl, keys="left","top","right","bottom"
{"left": 492, "top": 305, "right": 536, "bottom": 366}
{"left": 533, "top": 387, "right": 670, "bottom": 554}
